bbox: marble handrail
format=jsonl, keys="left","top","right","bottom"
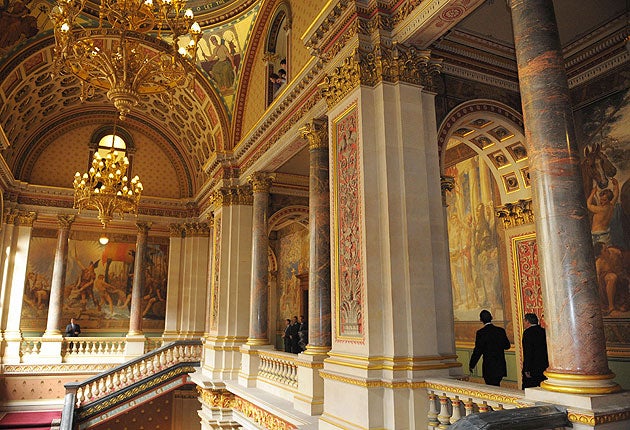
{"left": 424, "top": 377, "right": 535, "bottom": 427}
{"left": 258, "top": 350, "right": 299, "bottom": 388}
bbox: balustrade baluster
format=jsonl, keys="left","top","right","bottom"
{"left": 464, "top": 398, "right": 474, "bottom": 416}
{"left": 438, "top": 394, "right": 452, "bottom": 428}
{"left": 427, "top": 391, "right": 439, "bottom": 429}
{"left": 450, "top": 396, "right": 462, "bottom": 424}
{"left": 479, "top": 401, "right": 490, "bottom": 413}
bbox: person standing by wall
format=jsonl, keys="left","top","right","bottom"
{"left": 521, "top": 313, "right": 549, "bottom": 389}
{"left": 65, "top": 318, "right": 81, "bottom": 337}
{"left": 469, "top": 310, "right": 510, "bottom": 386}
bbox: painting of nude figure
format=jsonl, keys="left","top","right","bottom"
{"left": 21, "top": 233, "right": 168, "bottom": 332}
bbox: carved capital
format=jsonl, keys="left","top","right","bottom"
{"left": 248, "top": 172, "right": 273, "bottom": 194}
{"left": 184, "top": 222, "right": 211, "bottom": 237}
{"left": 440, "top": 175, "right": 455, "bottom": 206}
{"left": 319, "top": 55, "right": 361, "bottom": 109}
{"left": 496, "top": 199, "right": 535, "bottom": 228}
{"left": 300, "top": 118, "right": 329, "bottom": 151}
{"left": 212, "top": 186, "right": 253, "bottom": 207}
{"left": 207, "top": 212, "right": 214, "bottom": 228}
{"left": 3, "top": 208, "right": 19, "bottom": 225}
{"left": 16, "top": 211, "right": 37, "bottom": 226}
{"left": 57, "top": 214, "right": 75, "bottom": 230}
{"left": 136, "top": 221, "right": 152, "bottom": 235}
{"left": 169, "top": 223, "right": 185, "bottom": 238}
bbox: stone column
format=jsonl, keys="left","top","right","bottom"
{"left": 43, "top": 215, "right": 75, "bottom": 337}
{"left": 510, "top": 0, "right": 619, "bottom": 394}
{"left": 163, "top": 223, "right": 185, "bottom": 341}
{"left": 300, "top": 119, "right": 331, "bottom": 354}
{"left": 246, "top": 172, "right": 273, "bottom": 346}
{"left": 126, "top": 222, "right": 150, "bottom": 356}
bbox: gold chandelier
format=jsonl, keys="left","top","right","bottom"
{"left": 51, "top": 0, "right": 202, "bottom": 119}
{"left": 73, "top": 143, "right": 143, "bottom": 229}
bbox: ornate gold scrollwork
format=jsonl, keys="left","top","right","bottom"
{"left": 495, "top": 199, "right": 535, "bottom": 228}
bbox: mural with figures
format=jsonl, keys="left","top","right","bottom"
{"left": 275, "top": 224, "right": 308, "bottom": 332}
{"left": 445, "top": 155, "right": 504, "bottom": 323}
{"left": 21, "top": 234, "right": 168, "bottom": 332}
{"left": 576, "top": 89, "right": 630, "bottom": 342}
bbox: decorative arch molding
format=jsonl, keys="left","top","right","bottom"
{"left": 265, "top": 1, "right": 292, "bottom": 54}
{"left": 438, "top": 99, "right": 531, "bottom": 204}
{"left": 268, "top": 205, "right": 309, "bottom": 233}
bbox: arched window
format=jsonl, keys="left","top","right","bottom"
{"left": 89, "top": 125, "right": 136, "bottom": 177}
{"left": 265, "top": 2, "right": 291, "bottom": 106}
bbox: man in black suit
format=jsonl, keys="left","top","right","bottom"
{"left": 521, "top": 313, "right": 548, "bottom": 389}
{"left": 469, "top": 310, "right": 511, "bottom": 386}
{"left": 65, "top": 318, "right": 81, "bottom": 337}
{"left": 282, "top": 319, "right": 292, "bottom": 352}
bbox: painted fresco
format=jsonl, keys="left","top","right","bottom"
{"left": 446, "top": 155, "right": 504, "bottom": 323}
{"left": 275, "top": 224, "right": 308, "bottom": 329}
{"left": 0, "top": 0, "right": 41, "bottom": 52}
{"left": 576, "top": 89, "right": 630, "bottom": 344}
{"left": 21, "top": 234, "right": 168, "bottom": 332}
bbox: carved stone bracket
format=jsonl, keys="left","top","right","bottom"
{"left": 496, "top": 199, "right": 535, "bottom": 228}
{"left": 300, "top": 118, "right": 329, "bottom": 150}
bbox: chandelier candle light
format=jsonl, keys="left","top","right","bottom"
{"left": 73, "top": 148, "right": 143, "bottom": 233}
{"left": 52, "top": 0, "right": 202, "bottom": 119}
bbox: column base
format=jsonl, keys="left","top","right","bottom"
{"left": 541, "top": 371, "right": 621, "bottom": 395}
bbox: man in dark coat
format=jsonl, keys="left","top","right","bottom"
{"left": 282, "top": 319, "right": 292, "bottom": 352}
{"left": 290, "top": 316, "right": 301, "bottom": 353}
{"left": 521, "top": 313, "right": 549, "bottom": 389}
{"left": 469, "top": 310, "right": 511, "bottom": 386}
{"left": 65, "top": 318, "right": 81, "bottom": 337}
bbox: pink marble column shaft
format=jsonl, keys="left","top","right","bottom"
{"left": 510, "top": 0, "right": 615, "bottom": 389}
{"left": 247, "top": 174, "right": 272, "bottom": 345}
{"left": 128, "top": 222, "right": 151, "bottom": 336}
{"left": 44, "top": 215, "right": 74, "bottom": 336}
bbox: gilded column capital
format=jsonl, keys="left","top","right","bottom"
{"left": 496, "top": 199, "right": 535, "bottom": 228}
{"left": 319, "top": 55, "right": 361, "bottom": 109}
{"left": 184, "top": 222, "right": 211, "bottom": 237}
{"left": 57, "top": 214, "right": 75, "bottom": 230}
{"left": 16, "top": 211, "right": 37, "bottom": 226}
{"left": 440, "top": 175, "right": 455, "bottom": 206}
{"left": 248, "top": 172, "right": 273, "bottom": 194}
{"left": 300, "top": 118, "right": 329, "bottom": 151}
{"left": 212, "top": 186, "right": 253, "bottom": 207}
{"left": 168, "top": 223, "right": 185, "bottom": 238}
{"left": 136, "top": 221, "right": 152, "bottom": 235}
{"left": 3, "top": 208, "right": 19, "bottom": 225}
{"left": 207, "top": 212, "right": 214, "bottom": 228}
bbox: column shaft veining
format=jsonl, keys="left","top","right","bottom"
{"left": 128, "top": 222, "right": 151, "bottom": 336}
{"left": 301, "top": 119, "right": 331, "bottom": 353}
{"left": 247, "top": 173, "right": 272, "bottom": 345}
{"left": 510, "top": 0, "right": 619, "bottom": 393}
{"left": 44, "top": 215, "right": 75, "bottom": 336}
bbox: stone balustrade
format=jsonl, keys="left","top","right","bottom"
{"left": 258, "top": 350, "right": 298, "bottom": 388}
{"left": 20, "top": 337, "right": 42, "bottom": 358}
{"left": 424, "top": 377, "right": 534, "bottom": 428}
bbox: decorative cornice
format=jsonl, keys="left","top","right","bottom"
{"left": 1, "top": 362, "right": 121, "bottom": 374}
{"left": 211, "top": 186, "right": 253, "bottom": 208}
{"left": 168, "top": 223, "right": 185, "bottom": 238}
{"left": 57, "top": 214, "right": 75, "bottom": 230}
{"left": 319, "top": 370, "right": 426, "bottom": 389}
{"left": 184, "top": 222, "right": 211, "bottom": 237}
{"left": 248, "top": 172, "right": 274, "bottom": 194}
{"left": 320, "top": 45, "right": 441, "bottom": 108}
{"left": 300, "top": 118, "right": 329, "bottom": 150}
{"left": 496, "top": 199, "right": 534, "bottom": 228}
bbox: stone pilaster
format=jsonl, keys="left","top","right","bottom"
{"left": 163, "top": 223, "right": 185, "bottom": 341}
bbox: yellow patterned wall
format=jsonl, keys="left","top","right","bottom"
{"left": 238, "top": 0, "right": 324, "bottom": 139}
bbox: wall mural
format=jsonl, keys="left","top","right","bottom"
{"left": 275, "top": 224, "right": 308, "bottom": 332}
{"left": 446, "top": 155, "right": 504, "bottom": 324}
{"left": 21, "top": 232, "right": 168, "bottom": 333}
{"left": 575, "top": 89, "right": 630, "bottom": 346}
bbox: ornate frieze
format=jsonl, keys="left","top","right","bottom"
{"left": 300, "top": 118, "right": 329, "bottom": 150}
{"left": 248, "top": 172, "right": 274, "bottom": 194}
{"left": 320, "top": 45, "right": 442, "bottom": 108}
{"left": 496, "top": 199, "right": 534, "bottom": 228}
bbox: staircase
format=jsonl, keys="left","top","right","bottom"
{"left": 0, "top": 411, "right": 61, "bottom": 429}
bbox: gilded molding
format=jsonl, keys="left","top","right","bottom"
{"left": 496, "top": 199, "right": 534, "bottom": 228}
{"left": 568, "top": 410, "right": 630, "bottom": 425}
{"left": 169, "top": 223, "right": 185, "bottom": 238}
{"left": 248, "top": 172, "right": 274, "bottom": 193}
{"left": 2, "top": 363, "right": 116, "bottom": 373}
{"left": 57, "top": 214, "right": 75, "bottom": 229}
{"left": 207, "top": 212, "right": 214, "bottom": 228}
{"left": 319, "top": 55, "right": 361, "bottom": 109}
{"left": 211, "top": 186, "right": 253, "bottom": 207}
{"left": 16, "top": 210, "right": 37, "bottom": 226}
{"left": 424, "top": 382, "right": 528, "bottom": 406}
{"left": 183, "top": 222, "right": 211, "bottom": 237}
{"left": 319, "top": 371, "right": 425, "bottom": 389}
{"left": 197, "top": 387, "right": 234, "bottom": 408}
{"left": 300, "top": 118, "right": 329, "bottom": 151}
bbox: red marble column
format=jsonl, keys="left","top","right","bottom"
{"left": 247, "top": 173, "right": 272, "bottom": 345}
{"left": 301, "top": 119, "right": 331, "bottom": 353}
{"left": 128, "top": 222, "right": 151, "bottom": 336}
{"left": 44, "top": 215, "right": 74, "bottom": 337}
{"left": 510, "top": 0, "right": 619, "bottom": 394}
